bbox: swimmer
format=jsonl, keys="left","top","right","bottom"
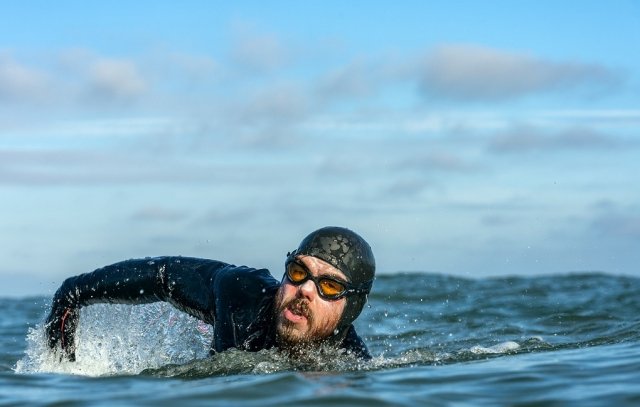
{"left": 45, "top": 226, "right": 376, "bottom": 361}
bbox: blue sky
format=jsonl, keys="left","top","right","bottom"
{"left": 1, "top": 1, "right": 639, "bottom": 297}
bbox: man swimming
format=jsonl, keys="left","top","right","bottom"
{"left": 45, "top": 226, "right": 376, "bottom": 361}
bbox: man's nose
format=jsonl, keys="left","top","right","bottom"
{"left": 297, "top": 279, "right": 316, "bottom": 300}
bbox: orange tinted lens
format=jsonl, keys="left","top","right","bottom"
{"left": 319, "top": 278, "right": 346, "bottom": 297}
{"left": 287, "top": 264, "right": 308, "bottom": 283}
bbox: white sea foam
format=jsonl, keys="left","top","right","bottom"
{"left": 469, "top": 341, "right": 521, "bottom": 355}
{"left": 15, "top": 303, "right": 213, "bottom": 376}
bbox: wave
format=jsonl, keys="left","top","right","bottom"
{"left": 14, "top": 307, "right": 582, "bottom": 379}
{"left": 14, "top": 272, "right": 640, "bottom": 378}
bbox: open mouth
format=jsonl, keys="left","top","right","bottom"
{"left": 283, "top": 298, "right": 311, "bottom": 323}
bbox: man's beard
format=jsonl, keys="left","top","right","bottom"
{"left": 274, "top": 296, "right": 336, "bottom": 350}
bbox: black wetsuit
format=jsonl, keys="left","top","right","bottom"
{"left": 46, "top": 256, "right": 371, "bottom": 360}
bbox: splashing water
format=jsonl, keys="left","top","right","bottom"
{"left": 15, "top": 302, "right": 547, "bottom": 378}
{"left": 14, "top": 272, "right": 640, "bottom": 380}
{"left": 16, "top": 303, "right": 213, "bottom": 376}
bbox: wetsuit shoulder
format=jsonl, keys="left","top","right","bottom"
{"left": 212, "top": 266, "right": 279, "bottom": 307}
{"left": 341, "top": 324, "right": 372, "bottom": 360}
{"left": 209, "top": 266, "right": 280, "bottom": 352}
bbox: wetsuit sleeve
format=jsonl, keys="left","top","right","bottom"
{"left": 45, "top": 256, "right": 226, "bottom": 361}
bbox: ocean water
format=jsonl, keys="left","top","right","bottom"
{"left": 2, "top": 272, "right": 640, "bottom": 406}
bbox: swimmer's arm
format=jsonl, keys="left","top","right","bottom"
{"left": 45, "top": 256, "right": 225, "bottom": 360}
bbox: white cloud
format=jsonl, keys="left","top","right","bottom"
{"left": 0, "top": 53, "right": 50, "bottom": 103}
{"left": 419, "top": 44, "right": 620, "bottom": 101}
{"left": 163, "top": 52, "right": 220, "bottom": 82}
{"left": 84, "top": 58, "right": 147, "bottom": 103}
{"left": 0, "top": 49, "right": 149, "bottom": 111}
{"left": 230, "top": 25, "right": 289, "bottom": 73}
{"left": 233, "top": 82, "right": 310, "bottom": 124}
{"left": 130, "top": 206, "right": 189, "bottom": 222}
{"left": 315, "top": 58, "right": 379, "bottom": 100}
{"left": 540, "top": 109, "right": 640, "bottom": 121}
{"left": 488, "top": 124, "right": 625, "bottom": 153}
{"left": 393, "top": 151, "right": 477, "bottom": 173}
{"left": 589, "top": 205, "right": 640, "bottom": 240}
{"left": 197, "top": 207, "right": 256, "bottom": 226}
{"left": 0, "top": 148, "right": 213, "bottom": 185}
{"left": 218, "top": 82, "right": 312, "bottom": 147}
{"left": 381, "top": 178, "right": 435, "bottom": 197}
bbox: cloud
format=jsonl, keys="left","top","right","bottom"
{"left": 381, "top": 178, "right": 435, "bottom": 197}
{"left": 419, "top": 44, "right": 620, "bottom": 101}
{"left": 393, "top": 151, "right": 477, "bottom": 173}
{"left": 488, "top": 124, "right": 625, "bottom": 153}
{"left": 315, "top": 58, "right": 379, "bottom": 100}
{"left": 304, "top": 43, "right": 624, "bottom": 108}
{"left": 233, "top": 82, "right": 310, "bottom": 125}
{"left": 197, "top": 208, "right": 256, "bottom": 226}
{"left": 0, "top": 144, "right": 294, "bottom": 186}
{"left": 58, "top": 49, "right": 148, "bottom": 104}
{"left": 0, "top": 49, "right": 149, "bottom": 111}
{"left": 219, "top": 81, "right": 312, "bottom": 147}
{"left": 481, "top": 214, "right": 518, "bottom": 227}
{"left": 0, "top": 53, "right": 50, "bottom": 103}
{"left": 130, "top": 206, "right": 189, "bottom": 222}
{"left": 230, "top": 25, "right": 289, "bottom": 73}
{"left": 0, "top": 148, "right": 215, "bottom": 185}
{"left": 163, "top": 52, "right": 220, "bottom": 82}
{"left": 312, "top": 51, "right": 419, "bottom": 105}
{"left": 590, "top": 210, "right": 640, "bottom": 240}
{"left": 84, "top": 58, "right": 147, "bottom": 103}
{"left": 540, "top": 109, "right": 640, "bottom": 123}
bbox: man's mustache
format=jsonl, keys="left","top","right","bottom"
{"left": 281, "top": 297, "right": 313, "bottom": 321}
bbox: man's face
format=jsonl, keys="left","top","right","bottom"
{"left": 274, "top": 255, "right": 347, "bottom": 347}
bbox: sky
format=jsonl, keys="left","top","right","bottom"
{"left": 1, "top": 1, "right": 639, "bottom": 297}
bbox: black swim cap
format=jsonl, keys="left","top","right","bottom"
{"left": 287, "top": 226, "right": 375, "bottom": 335}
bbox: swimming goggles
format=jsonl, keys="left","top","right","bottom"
{"left": 284, "top": 257, "right": 372, "bottom": 300}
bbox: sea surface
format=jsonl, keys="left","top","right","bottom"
{"left": 2, "top": 272, "right": 639, "bottom": 406}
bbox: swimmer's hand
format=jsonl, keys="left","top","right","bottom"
{"left": 45, "top": 306, "right": 78, "bottom": 362}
